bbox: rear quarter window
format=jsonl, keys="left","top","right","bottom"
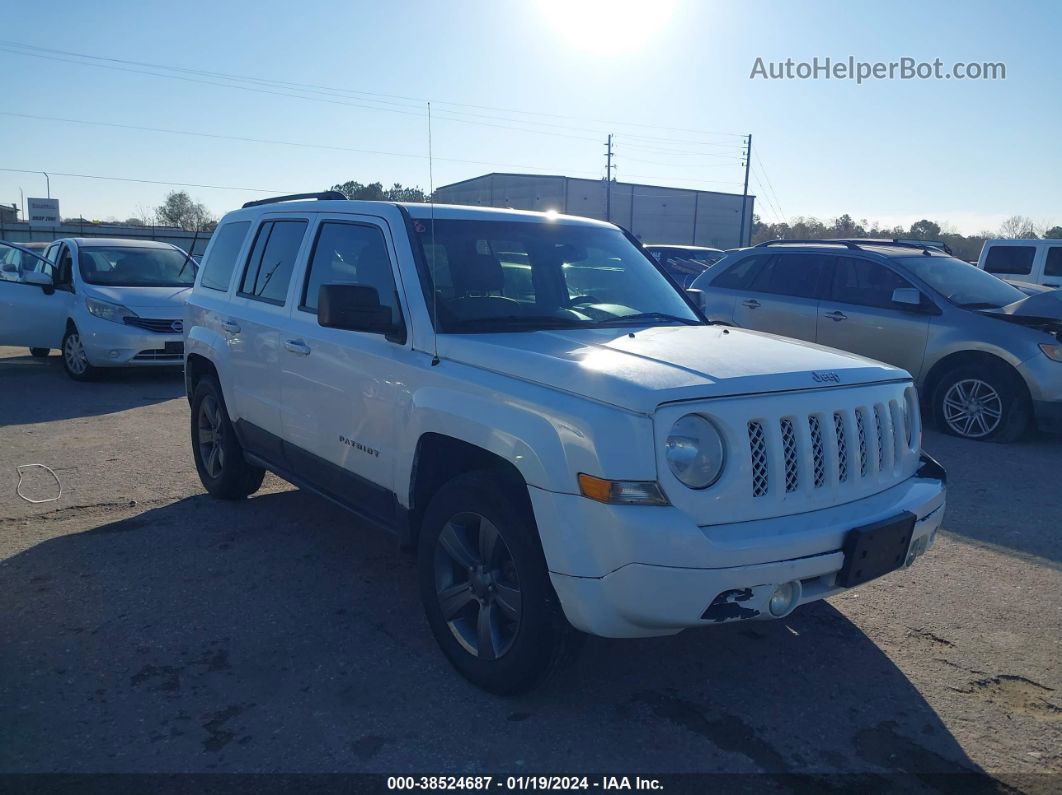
{"left": 984, "top": 245, "right": 1035, "bottom": 275}
{"left": 711, "top": 255, "right": 766, "bottom": 289}
{"left": 200, "top": 221, "right": 251, "bottom": 291}
{"left": 1044, "top": 246, "right": 1062, "bottom": 278}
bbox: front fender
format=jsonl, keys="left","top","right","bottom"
{"left": 397, "top": 381, "right": 658, "bottom": 502}
{"left": 184, "top": 321, "right": 233, "bottom": 411}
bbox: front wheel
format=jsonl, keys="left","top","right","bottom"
{"left": 61, "top": 327, "right": 97, "bottom": 381}
{"left": 418, "top": 471, "right": 584, "bottom": 695}
{"left": 190, "top": 377, "right": 265, "bottom": 499}
{"left": 933, "top": 365, "right": 1029, "bottom": 442}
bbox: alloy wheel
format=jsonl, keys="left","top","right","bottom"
{"left": 63, "top": 333, "right": 88, "bottom": 375}
{"left": 942, "top": 378, "right": 1002, "bottom": 438}
{"left": 434, "top": 511, "right": 522, "bottom": 660}
{"left": 197, "top": 395, "right": 225, "bottom": 478}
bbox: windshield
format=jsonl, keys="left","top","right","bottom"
{"left": 899, "top": 256, "right": 1025, "bottom": 308}
{"left": 412, "top": 219, "right": 702, "bottom": 332}
{"left": 78, "top": 246, "right": 196, "bottom": 287}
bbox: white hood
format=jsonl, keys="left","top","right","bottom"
{"left": 84, "top": 285, "right": 191, "bottom": 313}
{"left": 438, "top": 325, "right": 908, "bottom": 414}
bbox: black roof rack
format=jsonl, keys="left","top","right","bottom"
{"left": 754, "top": 238, "right": 952, "bottom": 255}
{"left": 755, "top": 239, "right": 861, "bottom": 249}
{"left": 241, "top": 191, "right": 346, "bottom": 209}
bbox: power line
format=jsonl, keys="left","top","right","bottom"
{"left": 752, "top": 155, "right": 788, "bottom": 226}
{"left": 0, "top": 39, "right": 746, "bottom": 142}
{"left": 0, "top": 167, "right": 294, "bottom": 194}
{"left": 0, "top": 111, "right": 605, "bottom": 177}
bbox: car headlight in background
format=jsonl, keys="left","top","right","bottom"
{"left": 665, "top": 414, "right": 725, "bottom": 489}
{"left": 85, "top": 297, "right": 136, "bottom": 324}
{"left": 1040, "top": 343, "right": 1062, "bottom": 363}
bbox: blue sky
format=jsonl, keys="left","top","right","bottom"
{"left": 1, "top": 0, "right": 1059, "bottom": 234}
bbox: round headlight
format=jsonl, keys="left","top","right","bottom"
{"left": 665, "top": 414, "right": 725, "bottom": 489}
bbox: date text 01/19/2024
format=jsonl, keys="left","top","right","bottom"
{"left": 386, "top": 776, "right": 663, "bottom": 791}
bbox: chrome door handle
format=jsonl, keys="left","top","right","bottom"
{"left": 742, "top": 299, "right": 761, "bottom": 309}
{"left": 221, "top": 320, "right": 241, "bottom": 334}
{"left": 284, "top": 339, "right": 311, "bottom": 356}
{"left": 824, "top": 311, "right": 847, "bottom": 322}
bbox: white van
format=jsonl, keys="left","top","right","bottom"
{"left": 977, "top": 239, "right": 1062, "bottom": 289}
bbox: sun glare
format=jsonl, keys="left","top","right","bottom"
{"left": 537, "top": 0, "right": 676, "bottom": 54}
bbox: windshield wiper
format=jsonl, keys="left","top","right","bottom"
{"left": 446, "top": 315, "right": 590, "bottom": 331}
{"left": 955, "top": 301, "right": 1002, "bottom": 309}
{"left": 594, "top": 312, "right": 700, "bottom": 327}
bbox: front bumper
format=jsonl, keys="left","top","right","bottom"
{"left": 80, "top": 314, "right": 183, "bottom": 367}
{"left": 537, "top": 459, "right": 946, "bottom": 638}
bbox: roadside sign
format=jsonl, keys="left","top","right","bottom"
{"left": 27, "top": 198, "right": 60, "bottom": 227}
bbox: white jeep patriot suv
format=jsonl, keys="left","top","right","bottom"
{"left": 184, "top": 192, "right": 947, "bottom": 693}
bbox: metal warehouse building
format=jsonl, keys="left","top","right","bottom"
{"left": 433, "top": 172, "right": 755, "bottom": 248}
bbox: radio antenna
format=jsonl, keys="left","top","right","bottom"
{"left": 428, "top": 101, "right": 440, "bottom": 366}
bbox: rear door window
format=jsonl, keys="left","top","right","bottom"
{"left": 984, "top": 245, "right": 1035, "bottom": 275}
{"left": 830, "top": 257, "right": 913, "bottom": 309}
{"left": 748, "top": 254, "right": 826, "bottom": 299}
{"left": 239, "top": 219, "right": 308, "bottom": 305}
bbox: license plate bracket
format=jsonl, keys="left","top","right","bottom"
{"left": 836, "top": 512, "right": 916, "bottom": 588}
{"left": 164, "top": 341, "right": 184, "bottom": 355}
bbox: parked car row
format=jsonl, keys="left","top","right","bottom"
{"left": 690, "top": 239, "right": 1062, "bottom": 441}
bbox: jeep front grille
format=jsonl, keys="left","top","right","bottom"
{"left": 748, "top": 402, "right": 908, "bottom": 498}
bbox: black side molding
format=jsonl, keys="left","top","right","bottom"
{"left": 916, "top": 452, "right": 947, "bottom": 484}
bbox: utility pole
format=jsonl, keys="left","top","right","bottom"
{"left": 738, "top": 134, "right": 752, "bottom": 246}
{"left": 42, "top": 171, "right": 51, "bottom": 198}
{"left": 604, "top": 134, "right": 614, "bottom": 222}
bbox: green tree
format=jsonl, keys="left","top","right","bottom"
{"left": 331, "top": 180, "right": 428, "bottom": 202}
{"left": 908, "top": 219, "right": 942, "bottom": 240}
{"left": 1043, "top": 226, "right": 1062, "bottom": 239}
{"left": 155, "top": 191, "right": 215, "bottom": 231}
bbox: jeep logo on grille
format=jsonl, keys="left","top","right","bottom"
{"left": 812, "top": 371, "right": 840, "bottom": 384}
{"left": 171, "top": 320, "right": 183, "bottom": 333}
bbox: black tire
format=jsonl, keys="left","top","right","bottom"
{"left": 190, "top": 376, "right": 265, "bottom": 499}
{"left": 932, "top": 364, "right": 1029, "bottom": 443}
{"left": 29, "top": 348, "right": 50, "bottom": 358}
{"left": 61, "top": 325, "right": 98, "bottom": 381}
{"left": 418, "top": 470, "right": 584, "bottom": 695}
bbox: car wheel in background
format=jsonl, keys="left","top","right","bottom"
{"left": 61, "top": 326, "right": 98, "bottom": 381}
{"left": 29, "top": 348, "right": 50, "bottom": 358}
{"left": 417, "top": 470, "right": 584, "bottom": 695}
{"left": 933, "top": 365, "right": 1029, "bottom": 443}
{"left": 190, "top": 376, "right": 265, "bottom": 499}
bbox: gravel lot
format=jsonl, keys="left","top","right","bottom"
{"left": 1, "top": 346, "right": 1059, "bottom": 786}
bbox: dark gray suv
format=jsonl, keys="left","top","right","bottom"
{"left": 693, "top": 240, "right": 1062, "bottom": 442}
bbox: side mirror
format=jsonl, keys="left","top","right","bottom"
{"left": 892, "top": 287, "right": 922, "bottom": 307}
{"left": 21, "top": 270, "right": 55, "bottom": 294}
{"left": 685, "top": 287, "right": 705, "bottom": 309}
{"left": 318, "top": 283, "right": 405, "bottom": 343}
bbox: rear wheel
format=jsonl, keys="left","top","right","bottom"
{"left": 29, "top": 348, "right": 50, "bottom": 358}
{"left": 933, "top": 365, "right": 1028, "bottom": 443}
{"left": 190, "top": 376, "right": 265, "bottom": 499}
{"left": 61, "top": 326, "right": 97, "bottom": 381}
{"left": 418, "top": 470, "right": 583, "bottom": 695}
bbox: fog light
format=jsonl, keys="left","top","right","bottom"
{"left": 768, "top": 581, "right": 801, "bottom": 617}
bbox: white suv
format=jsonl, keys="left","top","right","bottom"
{"left": 184, "top": 193, "right": 947, "bottom": 694}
